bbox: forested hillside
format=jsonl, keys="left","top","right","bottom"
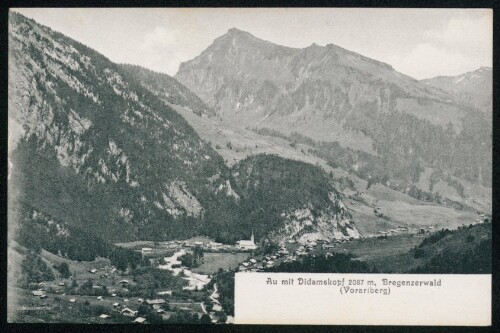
{"left": 8, "top": 12, "right": 233, "bottom": 242}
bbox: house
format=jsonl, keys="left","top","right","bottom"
{"left": 145, "top": 299, "right": 166, "bottom": 306}
{"left": 142, "top": 247, "right": 152, "bottom": 253}
{"left": 249, "top": 259, "right": 257, "bottom": 264}
{"left": 157, "top": 309, "right": 165, "bottom": 314}
{"left": 157, "top": 290, "right": 173, "bottom": 296}
{"left": 111, "top": 293, "right": 117, "bottom": 297}
{"left": 90, "top": 269, "right": 97, "bottom": 274}
{"left": 97, "top": 296, "right": 103, "bottom": 300}
{"left": 113, "top": 302, "right": 120, "bottom": 308}
{"left": 134, "top": 317, "right": 147, "bottom": 324}
{"left": 236, "top": 230, "right": 257, "bottom": 250}
{"left": 119, "top": 279, "right": 129, "bottom": 286}
{"left": 40, "top": 295, "right": 48, "bottom": 299}
{"left": 99, "top": 314, "right": 110, "bottom": 319}
{"left": 58, "top": 282, "right": 65, "bottom": 287}
{"left": 121, "top": 308, "right": 137, "bottom": 317}
{"left": 69, "top": 299, "right": 76, "bottom": 303}
{"left": 32, "top": 290, "right": 45, "bottom": 297}
{"left": 241, "top": 262, "right": 250, "bottom": 267}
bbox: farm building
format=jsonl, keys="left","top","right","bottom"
{"left": 134, "top": 317, "right": 147, "bottom": 324}
{"left": 121, "top": 308, "right": 138, "bottom": 317}
{"left": 32, "top": 290, "right": 45, "bottom": 297}
{"left": 145, "top": 299, "right": 166, "bottom": 306}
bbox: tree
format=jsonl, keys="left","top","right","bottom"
{"left": 79, "top": 279, "right": 94, "bottom": 295}
{"left": 200, "top": 314, "right": 212, "bottom": 324}
{"left": 193, "top": 246, "right": 204, "bottom": 264}
{"left": 55, "top": 262, "right": 71, "bottom": 278}
{"left": 137, "top": 303, "right": 152, "bottom": 316}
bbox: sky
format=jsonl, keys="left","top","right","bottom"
{"left": 13, "top": 8, "right": 492, "bottom": 80}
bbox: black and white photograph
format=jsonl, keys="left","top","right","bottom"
{"left": 7, "top": 7, "right": 492, "bottom": 325}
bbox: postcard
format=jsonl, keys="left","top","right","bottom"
{"left": 7, "top": 7, "right": 492, "bottom": 326}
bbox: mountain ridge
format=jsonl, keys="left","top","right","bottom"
{"left": 175, "top": 27, "right": 492, "bottom": 194}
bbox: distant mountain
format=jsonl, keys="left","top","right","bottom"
{"left": 9, "top": 13, "right": 359, "bottom": 246}
{"left": 176, "top": 28, "right": 491, "bottom": 190}
{"left": 421, "top": 67, "right": 492, "bottom": 112}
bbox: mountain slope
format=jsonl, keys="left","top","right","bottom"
{"left": 8, "top": 12, "right": 232, "bottom": 242}
{"left": 175, "top": 28, "right": 459, "bottom": 136}
{"left": 421, "top": 67, "right": 492, "bottom": 112}
{"left": 175, "top": 28, "right": 491, "bottom": 191}
{"left": 120, "top": 64, "right": 216, "bottom": 117}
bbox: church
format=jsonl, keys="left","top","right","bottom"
{"left": 236, "top": 230, "right": 257, "bottom": 250}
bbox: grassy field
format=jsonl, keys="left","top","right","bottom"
{"left": 192, "top": 253, "right": 249, "bottom": 274}
{"left": 331, "top": 234, "right": 422, "bottom": 262}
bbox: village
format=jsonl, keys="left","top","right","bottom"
{"left": 19, "top": 213, "right": 490, "bottom": 324}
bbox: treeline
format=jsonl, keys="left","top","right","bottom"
{"left": 20, "top": 251, "right": 55, "bottom": 284}
{"left": 410, "top": 238, "right": 491, "bottom": 274}
{"left": 250, "top": 115, "right": 487, "bottom": 204}
{"left": 406, "top": 185, "right": 443, "bottom": 204}
{"left": 16, "top": 203, "right": 143, "bottom": 270}
{"left": 408, "top": 221, "right": 491, "bottom": 274}
{"left": 213, "top": 270, "right": 236, "bottom": 316}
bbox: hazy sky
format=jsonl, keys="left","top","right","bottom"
{"left": 13, "top": 8, "right": 492, "bottom": 79}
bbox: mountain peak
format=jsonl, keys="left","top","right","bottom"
{"left": 227, "top": 27, "right": 245, "bottom": 34}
